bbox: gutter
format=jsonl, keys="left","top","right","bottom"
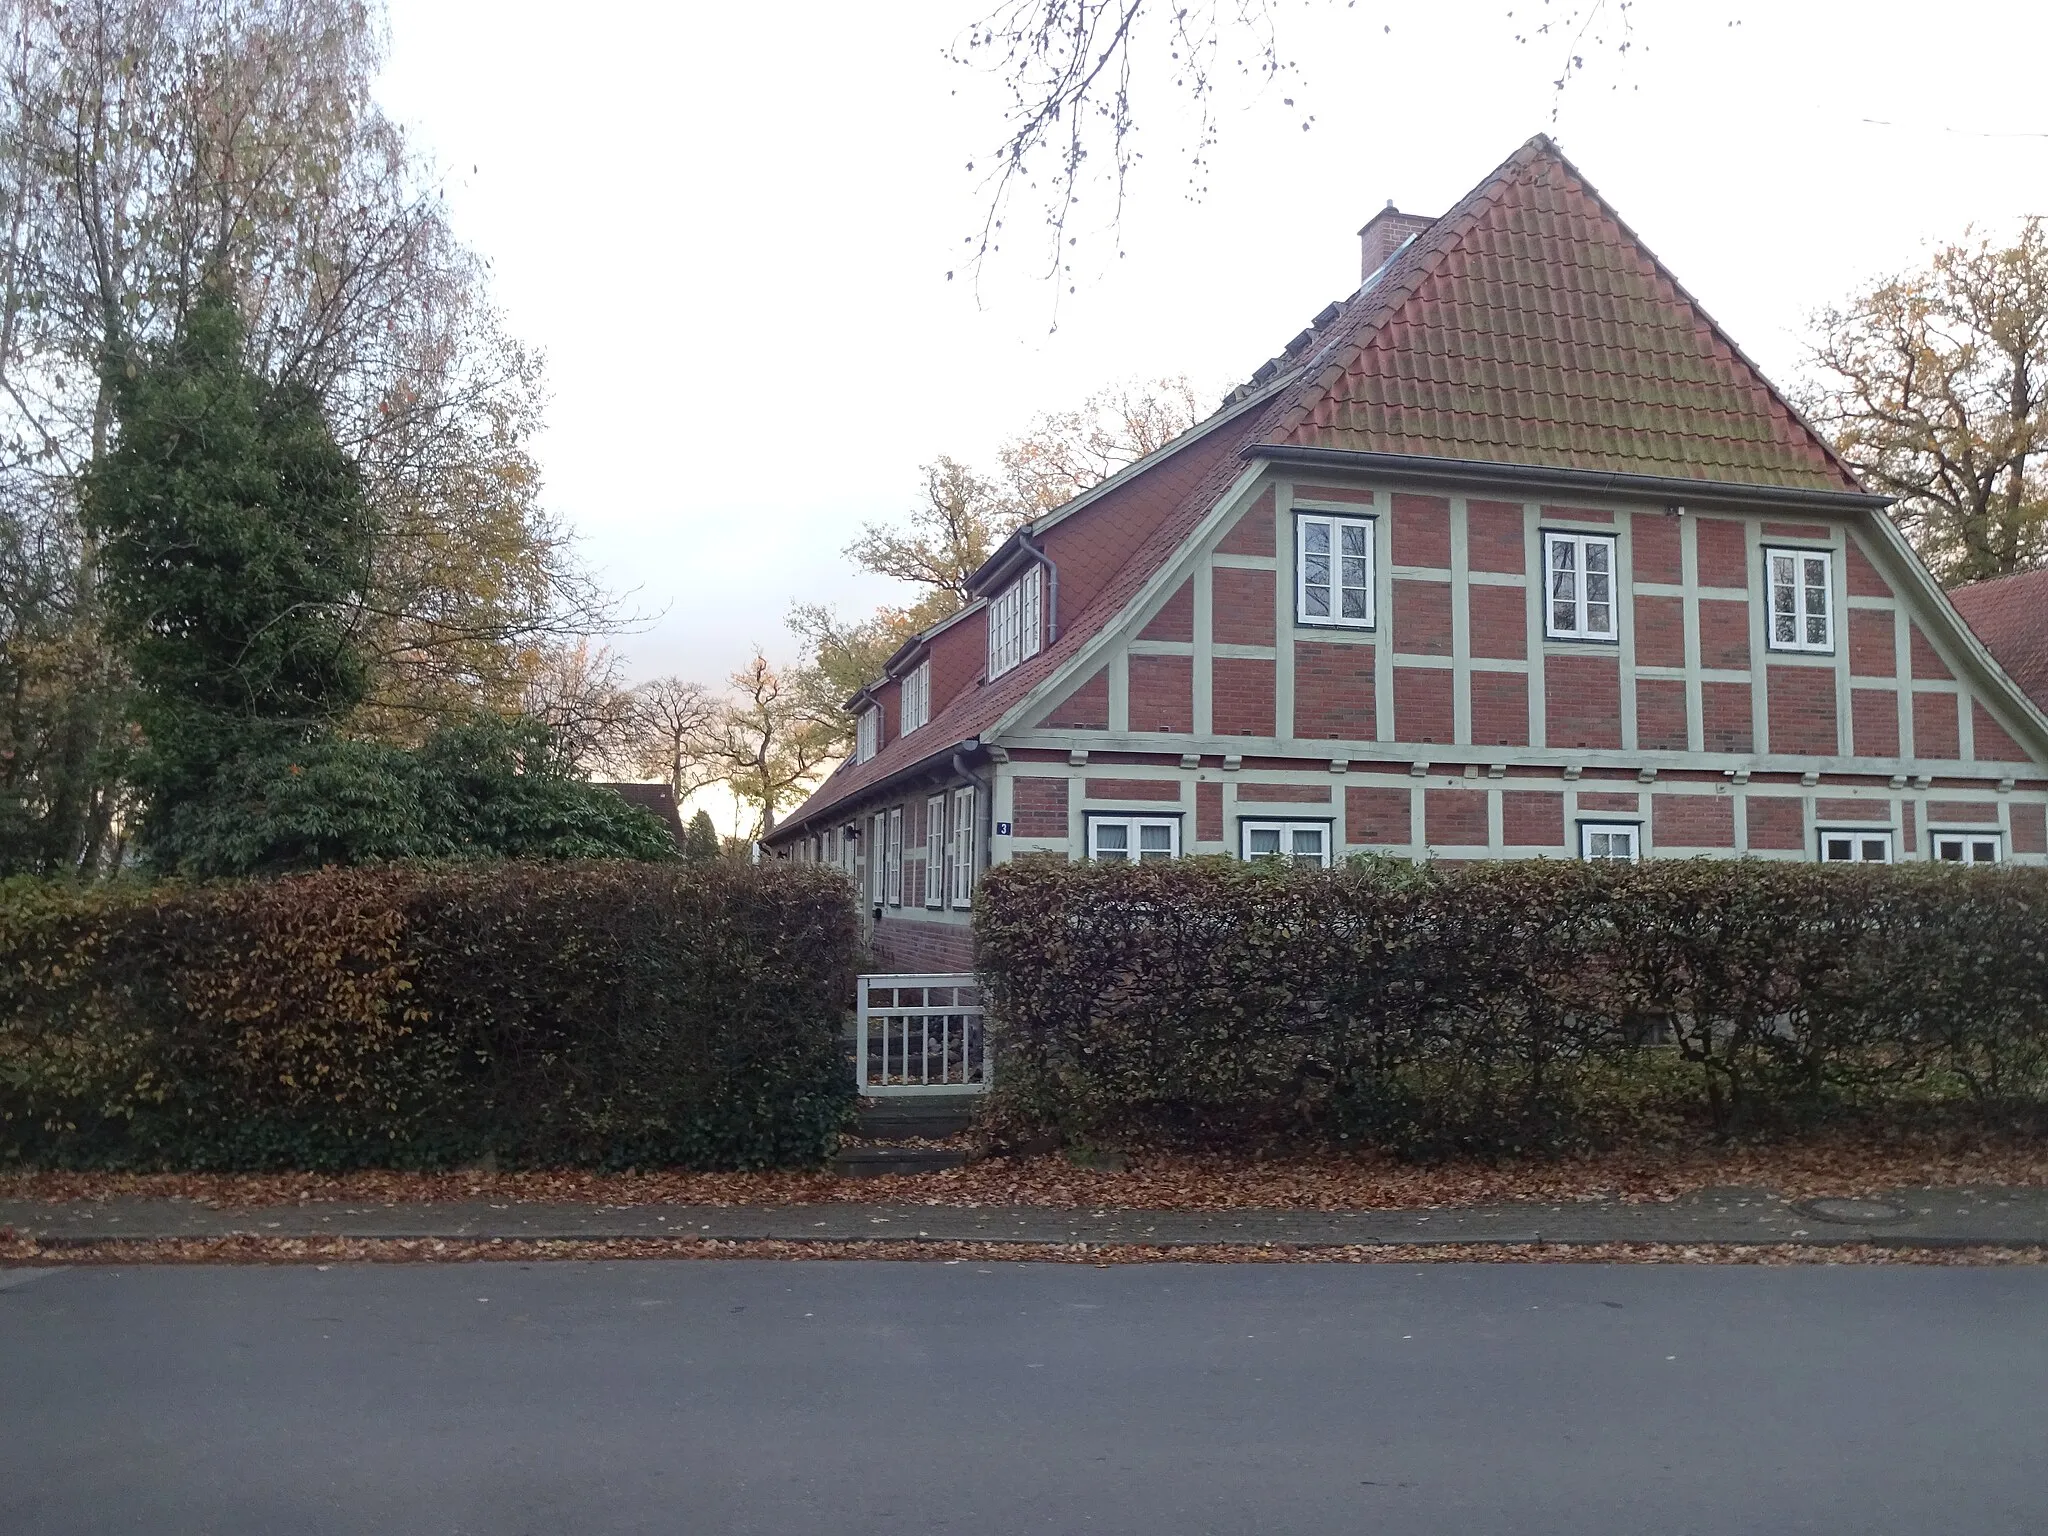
{"left": 1254, "top": 445, "right": 1894, "bottom": 514}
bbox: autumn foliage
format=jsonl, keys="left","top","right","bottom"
{"left": 0, "top": 862, "right": 858, "bottom": 1170}
{"left": 974, "top": 858, "right": 2048, "bottom": 1156}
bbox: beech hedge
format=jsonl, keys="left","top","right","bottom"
{"left": 973, "top": 857, "right": 2048, "bottom": 1154}
{"left": 0, "top": 861, "right": 858, "bottom": 1170}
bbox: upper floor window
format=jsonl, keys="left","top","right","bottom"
{"left": 855, "top": 705, "right": 880, "bottom": 763}
{"left": 1544, "top": 531, "right": 1617, "bottom": 641}
{"left": 1766, "top": 548, "right": 1833, "bottom": 652}
{"left": 1241, "top": 820, "right": 1331, "bottom": 866}
{"left": 987, "top": 566, "right": 1043, "bottom": 679}
{"left": 1296, "top": 512, "right": 1374, "bottom": 627}
{"left": 900, "top": 659, "right": 930, "bottom": 735}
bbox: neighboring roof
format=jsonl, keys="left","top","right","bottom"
{"left": 1948, "top": 567, "right": 2048, "bottom": 715}
{"left": 1266, "top": 136, "right": 1862, "bottom": 494}
{"left": 593, "top": 781, "right": 685, "bottom": 848}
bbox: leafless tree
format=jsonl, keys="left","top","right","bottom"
{"left": 628, "top": 674, "right": 722, "bottom": 800}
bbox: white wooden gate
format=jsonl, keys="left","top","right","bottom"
{"left": 856, "top": 974, "right": 989, "bottom": 1095}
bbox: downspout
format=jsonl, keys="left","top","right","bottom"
{"left": 1017, "top": 530, "right": 1059, "bottom": 644}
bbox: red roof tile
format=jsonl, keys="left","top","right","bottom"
{"left": 1949, "top": 567, "right": 2048, "bottom": 715}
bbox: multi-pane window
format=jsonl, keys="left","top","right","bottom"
{"left": 899, "top": 660, "right": 930, "bottom": 735}
{"left": 949, "top": 786, "right": 976, "bottom": 906}
{"left": 868, "top": 813, "right": 886, "bottom": 904}
{"left": 1821, "top": 829, "right": 1893, "bottom": 863}
{"left": 1933, "top": 831, "right": 2002, "bottom": 865}
{"left": 1766, "top": 548, "right": 1833, "bottom": 652}
{"left": 885, "top": 807, "right": 903, "bottom": 906}
{"left": 987, "top": 566, "right": 1043, "bottom": 678}
{"left": 1088, "top": 815, "right": 1180, "bottom": 862}
{"left": 1544, "top": 531, "right": 1617, "bottom": 641}
{"left": 1240, "top": 820, "right": 1331, "bottom": 866}
{"left": 1579, "top": 822, "right": 1640, "bottom": 862}
{"left": 856, "top": 706, "right": 880, "bottom": 763}
{"left": 1295, "top": 512, "right": 1375, "bottom": 627}
{"left": 925, "top": 793, "right": 946, "bottom": 908}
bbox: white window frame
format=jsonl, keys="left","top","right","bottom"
{"left": 1932, "top": 830, "right": 2002, "bottom": 865}
{"left": 1578, "top": 821, "right": 1641, "bottom": 863}
{"left": 986, "top": 566, "right": 1043, "bottom": 679}
{"left": 1819, "top": 828, "right": 1893, "bottom": 864}
{"left": 1765, "top": 547, "right": 1834, "bottom": 653}
{"left": 899, "top": 659, "right": 930, "bottom": 736}
{"left": 1543, "top": 530, "right": 1619, "bottom": 642}
{"left": 1239, "top": 819, "right": 1332, "bottom": 866}
{"left": 1087, "top": 814, "right": 1182, "bottom": 862}
{"left": 948, "top": 786, "right": 977, "bottom": 907}
{"left": 925, "top": 793, "right": 946, "bottom": 909}
{"left": 885, "top": 807, "right": 904, "bottom": 906}
{"left": 841, "top": 824, "right": 857, "bottom": 880}
{"left": 1294, "top": 511, "right": 1376, "bottom": 629}
{"left": 855, "top": 705, "right": 880, "bottom": 763}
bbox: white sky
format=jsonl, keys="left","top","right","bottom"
{"left": 374, "top": 0, "right": 2048, "bottom": 697}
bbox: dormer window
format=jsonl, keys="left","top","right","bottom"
{"left": 987, "top": 565, "right": 1043, "bottom": 679}
{"left": 900, "top": 658, "right": 930, "bottom": 735}
{"left": 855, "top": 705, "right": 880, "bottom": 763}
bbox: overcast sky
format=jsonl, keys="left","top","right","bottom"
{"left": 374, "top": 0, "right": 2048, "bottom": 696}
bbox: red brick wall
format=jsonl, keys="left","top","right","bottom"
{"left": 1239, "top": 782, "right": 1332, "bottom": 802}
{"left": 1293, "top": 641, "right": 1376, "bottom": 740}
{"left": 1467, "top": 501, "right": 1525, "bottom": 573}
{"left": 1914, "top": 691, "right": 1960, "bottom": 758}
{"left": 2012, "top": 802, "right": 2047, "bottom": 855}
{"left": 1425, "top": 788, "right": 1488, "bottom": 846}
{"left": 1130, "top": 654, "right": 1193, "bottom": 732}
{"left": 1084, "top": 777, "right": 1180, "bottom": 801}
{"left": 1746, "top": 796, "right": 1805, "bottom": 850}
{"left": 1655, "top": 794, "right": 1735, "bottom": 846}
{"left": 1468, "top": 583, "right": 1527, "bottom": 659}
{"left": 1848, "top": 609, "right": 1895, "bottom": 676}
{"left": 1196, "top": 781, "right": 1224, "bottom": 841}
{"left": 1394, "top": 579, "right": 1452, "bottom": 655}
{"left": 1545, "top": 655, "right": 1622, "bottom": 749}
{"left": 1033, "top": 667, "right": 1109, "bottom": 729}
{"left": 1541, "top": 504, "right": 1613, "bottom": 524}
{"left": 1213, "top": 657, "right": 1276, "bottom": 736}
{"left": 1391, "top": 493, "right": 1452, "bottom": 567}
{"left": 1469, "top": 670, "right": 1529, "bottom": 746}
{"left": 1696, "top": 518, "right": 1748, "bottom": 588}
{"left": 1213, "top": 566, "right": 1275, "bottom": 646}
{"left": 1766, "top": 666, "right": 1839, "bottom": 755}
{"left": 1636, "top": 677, "right": 1688, "bottom": 750}
{"left": 1702, "top": 681, "right": 1754, "bottom": 753}
{"left": 1346, "top": 785, "right": 1410, "bottom": 843}
{"left": 1634, "top": 594, "right": 1685, "bottom": 667}
{"left": 1852, "top": 689, "right": 1900, "bottom": 757}
{"left": 1903, "top": 800, "right": 1917, "bottom": 851}
{"left": 1633, "top": 513, "right": 1683, "bottom": 585}
{"left": 1910, "top": 625, "right": 1952, "bottom": 680}
{"left": 1012, "top": 776, "right": 1070, "bottom": 838}
{"left": 869, "top": 918, "right": 975, "bottom": 974}
{"left": 1393, "top": 666, "right": 1454, "bottom": 744}
{"left": 1814, "top": 797, "right": 1889, "bottom": 821}
{"left": 1139, "top": 579, "right": 1194, "bottom": 642}
{"left": 1502, "top": 790, "right": 1563, "bottom": 846}
{"left": 1697, "top": 599, "right": 1751, "bottom": 669}
{"left": 1927, "top": 799, "right": 2000, "bottom": 823}
{"left": 1577, "top": 791, "right": 1639, "bottom": 812}
{"left": 1217, "top": 488, "right": 1276, "bottom": 556}
{"left": 1844, "top": 538, "right": 1892, "bottom": 597}
{"left": 1973, "top": 702, "right": 2032, "bottom": 762}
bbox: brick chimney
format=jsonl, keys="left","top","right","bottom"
{"left": 1358, "top": 202, "right": 1436, "bottom": 284}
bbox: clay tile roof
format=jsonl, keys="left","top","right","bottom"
{"left": 1266, "top": 135, "right": 1863, "bottom": 493}
{"left": 1948, "top": 567, "right": 2048, "bottom": 715}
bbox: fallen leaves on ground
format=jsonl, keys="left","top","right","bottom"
{"left": 0, "top": 1234, "right": 2040, "bottom": 1267}
{"left": 5, "top": 1127, "right": 2047, "bottom": 1211}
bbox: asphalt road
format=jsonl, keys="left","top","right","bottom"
{"left": 4, "top": 1260, "right": 2045, "bottom": 1535}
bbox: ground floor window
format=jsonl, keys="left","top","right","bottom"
{"left": 1088, "top": 814, "right": 1180, "bottom": 862}
{"left": 925, "top": 794, "right": 945, "bottom": 908}
{"left": 1820, "top": 828, "right": 1892, "bottom": 863}
{"left": 1579, "top": 822, "right": 1640, "bottom": 862}
{"left": 1240, "top": 820, "right": 1331, "bottom": 866}
{"left": 1933, "top": 831, "right": 2002, "bottom": 865}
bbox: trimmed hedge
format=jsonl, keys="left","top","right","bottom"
{"left": 0, "top": 862, "right": 858, "bottom": 1170}
{"left": 974, "top": 857, "right": 2048, "bottom": 1155}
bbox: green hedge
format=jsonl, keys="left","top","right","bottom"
{"left": 974, "top": 857, "right": 2048, "bottom": 1155}
{"left": 0, "top": 862, "right": 858, "bottom": 1170}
